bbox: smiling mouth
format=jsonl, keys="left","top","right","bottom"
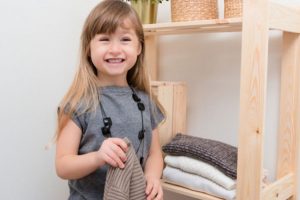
{"left": 105, "top": 58, "right": 125, "bottom": 63}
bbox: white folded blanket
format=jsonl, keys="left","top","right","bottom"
{"left": 164, "top": 155, "right": 236, "bottom": 190}
{"left": 163, "top": 166, "right": 236, "bottom": 200}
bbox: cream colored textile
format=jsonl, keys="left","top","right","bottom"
{"left": 163, "top": 166, "right": 236, "bottom": 200}
{"left": 164, "top": 155, "right": 236, "bottom": 190}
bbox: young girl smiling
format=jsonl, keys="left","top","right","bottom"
{"left": 55, "top": 0, "right": 165, "bottom": 199}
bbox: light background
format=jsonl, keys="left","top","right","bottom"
{"left": 0, "top": 0, "right": 298, "bottom": 199}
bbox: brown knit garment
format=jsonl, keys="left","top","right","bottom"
{"left": 162, "top": 133, "right": 237, "bottom": 179}
{"left": 104, "top": 138, "right": 147, "bottom": 200}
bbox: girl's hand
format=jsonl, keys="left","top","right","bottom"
{"left": 97, "top": 138, "right": 128, "bottom": 168}
{"left": 145, "top": 176, "right": 163, "bottom": 200}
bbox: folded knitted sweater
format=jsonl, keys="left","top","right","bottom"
{"left": 162, "top": 133, "right": 237, "bottom": 179}
{"left": 104, "top": 138, "right": 147, "bottom": 200}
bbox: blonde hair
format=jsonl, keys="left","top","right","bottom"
{"left": 56, "top": 0, "right": 163, "bottom": 139}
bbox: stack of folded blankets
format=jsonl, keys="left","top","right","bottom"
{"left": 162, "top": 133, "right": 237, "bottom": 200}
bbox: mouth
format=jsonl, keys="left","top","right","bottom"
{"left": 105, "top": 58, "right": 125, "bottom": 63}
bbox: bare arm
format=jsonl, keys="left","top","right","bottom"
{"left": 144, "top": 128, "right": 164, "bottom": 200}
{"left": 55, "top": 118, "right": 128, "bottom": 180}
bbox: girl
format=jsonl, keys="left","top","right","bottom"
{"left": 55, "top": 0, "right": 165, "bottom": 199}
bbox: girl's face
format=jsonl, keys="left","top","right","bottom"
{"left": 89, "top": 19, "right": 141, "bottom": 86}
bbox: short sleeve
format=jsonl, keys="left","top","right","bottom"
{"left": 149, "top": 99, "right": 165, "bottom": 130}
{"left": 63, "top": 103, "right": 87, "bottom": 133}
{"left": 71, "top": 111, "right": 87, "bottom": 133}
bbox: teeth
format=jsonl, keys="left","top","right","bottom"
{"left": 107, "top": 58, "right": 123, "bottom": 63}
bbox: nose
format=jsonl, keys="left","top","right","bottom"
{"left": 108, "top": 40, "right": 121, "bottom": 54}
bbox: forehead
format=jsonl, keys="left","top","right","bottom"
{"left": 120, "top": 18, "right": 135, "bottom": 29}
{"left": 116, "top": 19, "right": 137, "bottom": 33}
{"left": 97, "top": 17, "right": 137, "bottom": 35}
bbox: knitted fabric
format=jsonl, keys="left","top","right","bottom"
{"left": 164, "top": 155, "right": 236, "bottom": 189}
{"left": 104, "top": 138, "right": 147, "bottom": 200}
{"left": 162, "top": 133, "right": 237, "bottom": 179}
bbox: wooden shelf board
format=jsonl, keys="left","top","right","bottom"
{"left": 262, "top": 173, "right": 295, "bottom": 200}
{"left": 143, "top": 18, "right": 242, "bottom": 36}
{"left": 143, "top": 0, "right": 300, "bottom": 36}
{"left": 269, "top": 0, "right": 300, "bottom": 33}
{"left": 162, "top": 181, "right": 224, "bottom": 200}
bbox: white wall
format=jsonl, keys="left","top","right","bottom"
{"left": 0, "top": 0, "right": 99, "bottom": 199}
{"left": 0, "top": 0, "right": 298, "bottom": 199}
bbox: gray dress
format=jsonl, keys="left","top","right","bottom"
{"left": 68, "top": 86, "right": 164, "bottom": 200}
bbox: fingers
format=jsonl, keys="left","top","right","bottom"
{"left": 110, "top": 138, "right": 128, "bottom": 153}
{"left": 106, "top": 144, "right": 126, "bottom": 168}
{"left": 155, "top": 186, "right": 163, "bottom": 200}
{"left": 110, "top": 141, "right": 127, "bottom": 162}
{"left": 146, "top": 179, "right": 163, "bottom": 200}
{"left": 145, "top": 179, "right": 153, "bottom": 196}
{"left": 101, "top": 153, "right": 121, "bottom": 168}
{"left": 98, "top": 138, "right": 128, "bottom": 168}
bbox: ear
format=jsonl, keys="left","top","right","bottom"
{"left": 137, "top": 43, "right": 142, "bottom": 56}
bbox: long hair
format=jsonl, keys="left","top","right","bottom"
{"left": 56, "top": 0, "right": 164, "bottom": 139}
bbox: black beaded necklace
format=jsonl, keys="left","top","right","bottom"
{"left": 98, "top": 86, "right": 145, "bottom": 165}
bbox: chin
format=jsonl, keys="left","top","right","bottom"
{"left": 105, "top": 70, "right": 127, "bottom": 77}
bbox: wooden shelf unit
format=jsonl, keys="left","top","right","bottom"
{"left": 144, "top": 0, "right": 300, "bottom": 200}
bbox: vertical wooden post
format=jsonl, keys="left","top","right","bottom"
{"left": 276, "top": 32, "right": 300, "bottom": 200}
{"left": 145, "top": 35, "right": 158, "bottom": 80}
{"left": 151, "top": 82, "right": 187, "bottom": 147}
{"left": 237, "top": 0, "right": 269, "bottom": 199}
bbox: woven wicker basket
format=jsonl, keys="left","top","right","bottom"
{"left": 224, "top": 0, "right": 242, "bottom": 18}
{"left": 171, "top": 0, "right": 218, "bottom": 22}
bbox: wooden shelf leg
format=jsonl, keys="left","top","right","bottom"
{"left": 145, "top": 35, "right": 158, "bottom": 81}
{"left": 236, "top": 0, "right": 269, "bottom": 199}
{"left": 276, "top": 32, "right": 300, "bottom": 200}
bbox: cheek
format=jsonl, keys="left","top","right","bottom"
{"left": 90, "top": 51, "right": 97, "bottom": 65}
{"left": 90, "top": 47, "right": 105, "bottom": 64}
{"left": 131, "top": 43, "right": 142, "bottom": 55}
{"left": 127, "top": 46, "right": 142, "bottom": 57}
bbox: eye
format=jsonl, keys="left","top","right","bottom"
{"left": 98, "top": 37, "right": 109, "bottom": 42}
{"left": 121, "top": 37, "right": 131, "bottom": 42}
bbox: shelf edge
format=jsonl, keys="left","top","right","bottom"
{"left": 162, "top": 181, "right": 224, "bottom": 200}
{"left": 269, "top": 0, "right": 300, "bottom": 33}
{"left": 143, "top": 18, "right": 242, "bottom": 36}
